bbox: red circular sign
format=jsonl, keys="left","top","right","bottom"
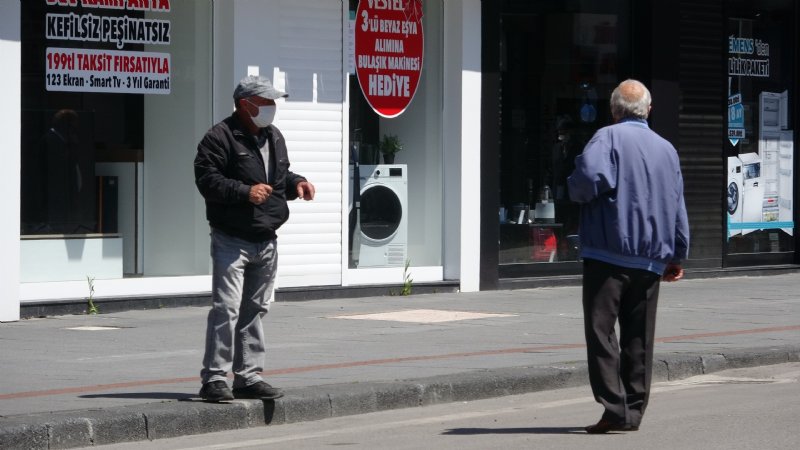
{"left": 354, "top": 0, "right": 424, "bottom": 118}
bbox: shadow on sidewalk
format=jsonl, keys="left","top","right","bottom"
{"left": 79, "top": 393, "right": 195, "bottom": 400}
{"left": 443, "top": 427, "right": 585, "bottom": 435}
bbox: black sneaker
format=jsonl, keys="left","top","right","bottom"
{"left": 199, "top": 380, "right": 234, "bottom": 402}
{"left": 232, "top": 381, "right": 284, "bottom": 400}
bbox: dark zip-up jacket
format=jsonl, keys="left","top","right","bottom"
{"left": 194, "top": 113, "right": 306, "bottom": 242}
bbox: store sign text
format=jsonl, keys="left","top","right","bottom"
{"left": 728, "top": 35, "right": 770, "bottom": 78}
{"left": 45, "top": 0, "right": 170, "bottom": 11}
{"left": 727, "top": 93, "right": 745, "bottom": 146}
{"left": 354, "top": 0, "right": 424, "bottom": 118}
{"left": 43, "top": 0, "right": 171, "bottom": 94}
{"left": 46, "top": 13, "right": 170, "bottom": 49}
{"left": 46, "top": 47, "right": 170, "bottom": 94}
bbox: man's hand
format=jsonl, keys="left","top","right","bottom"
{"left": 296, "top": 181, "right": 315, "bottom": 201}
{"left": 249, "top": 183, "right": 273, "bottom": 205}
{"left": 662, "top": 263, "right": 684, "bottom": 282}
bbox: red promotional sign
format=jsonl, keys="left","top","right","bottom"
{"left": 354, "top": 0, "right": 424, "bottom": 118}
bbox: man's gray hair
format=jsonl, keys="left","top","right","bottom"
{"left": 610, "top": 79, "right": 651, "bottom": 120}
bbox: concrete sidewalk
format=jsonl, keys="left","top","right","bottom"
{"left": 1, "top": 274, "right": 799, "bottom": 448}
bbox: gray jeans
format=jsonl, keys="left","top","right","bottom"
{"left": 201, "top": 229, "right": 277, "bottom": 387}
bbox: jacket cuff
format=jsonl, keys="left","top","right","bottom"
{"left": 238, "top": 183, "right": 251, "bottom": 203}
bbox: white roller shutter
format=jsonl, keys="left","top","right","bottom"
{"left": 274, "top": 0, "right": 343, "bottom": 287}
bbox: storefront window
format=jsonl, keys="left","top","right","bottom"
{"left": 20, "top": 0, "right": 212, "bottom": 281}
{"left": 497, "top": 1, "right": 630, "bottom": 267}
{"left": 725, "top": 0, "right": 795, "bottom": 256}
{"left": 346, "top": 0, "right": 442, "bottom": 270}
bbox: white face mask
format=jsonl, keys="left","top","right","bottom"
{"left": 246, "top": 100, "right": 277, "bottom": 128}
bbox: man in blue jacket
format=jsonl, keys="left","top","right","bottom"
{"left": 194, "top": 75, "right": 315, "bottom": 402}
{"left": 568, "top": 79, "right": 690, "bottom": 433}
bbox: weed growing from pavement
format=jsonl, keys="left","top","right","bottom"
{"left": 86, "top": 276, "right": 98, "bottom": 314}
{"left": 401, "top": 259, "right": 413, "bottom": 296}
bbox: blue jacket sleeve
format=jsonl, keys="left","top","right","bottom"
{"left": 672, "top": 171, "right": 690, "bottom": 263}
{"left": 567, "top": 130, "right": 617, "bottom": 204}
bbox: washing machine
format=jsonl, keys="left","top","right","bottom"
{"left": 355, "top": 164, "right": 408, "bottom": 267}
{"left": 727, "top": 156, "right": 743, "bottom": 236}
{"left": 728, "top": 153, "right": 765, "bottom": 236}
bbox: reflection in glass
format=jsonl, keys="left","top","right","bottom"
{"left": 498, "top": 1, "right": 629, "bottom": 265}
{"left": 726, "top": 0, "right": 795, "bottom": 256}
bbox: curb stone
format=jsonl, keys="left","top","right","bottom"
{"left": 1, "top": 345, "right": 798, "bottom": 449}
{"left": 655, "top": 354, "right": 704, "bottom": 381}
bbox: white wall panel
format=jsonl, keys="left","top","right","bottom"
{"left": 280, "top": 233, "right": 340, "bottom": 245}
{"left": 0, "top": 0, "right": 21, "bottom": 321}
{"left": 443, "top": 0, "right": 481, "bottom": 291}
{"left": 281, "top": 246, "right": 341, "bottom": 258}
{"left": 288, "top": 202, "right": 341, "bottom": 214}
{"left": 281, "top": 111, "right": 342, "bottom": 121}
{"left": 273, "top": 0, "right": 344, "bottom": 287}
{"left": 282, "top": 223, "right": 340, "bottom": 234}
{"left": 289, "top": 143, "right": 344, "bottom": 153}
{"left": 284, "top": 213, "right": 341, "bottom": 225}
{"left": 288, "top": 171, "right": 341, "bottom": 182}
{"left": 280, "top": 121, "right": 342, "bottom": 132}
{"left": 279, "top": 265, "right": 340, "bottom": 276}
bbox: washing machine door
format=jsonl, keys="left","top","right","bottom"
{"left": 360, "top": 184, "right": 402, "bottom": 242}
{"left": 727, "top": 181, "right": 739, "bottom": 215}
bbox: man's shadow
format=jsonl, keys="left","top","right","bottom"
{"left": 80, "top": 393, "right": 195, "bottom": 401}
{"left": 80, "top": 393, "right": 281, "bottom": 423}
{"left": 443, "top": 427, "right": 585, "bottom": 435}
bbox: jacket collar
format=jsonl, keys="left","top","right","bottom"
{"left": 229, "top": 112, "right": 273, "bottom": 146}
{"left": 618, "top": 117, "right": 649, "bottom": 128}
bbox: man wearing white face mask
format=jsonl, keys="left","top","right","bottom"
{"left": 194, "top": 75, "right": 315, "bottom": 402}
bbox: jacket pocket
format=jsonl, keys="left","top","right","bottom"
{"left": 273, "top": 158, "right": 290, "bottom": 186}
{"left": 233, "top": 152, "right": 262, "bottom": 184}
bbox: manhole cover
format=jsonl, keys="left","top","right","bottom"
{"left": 64, "top": 326, "right": 122, "bottom": 331}
{"left": 330, "top": 309, "right": 516, "bottom": 323}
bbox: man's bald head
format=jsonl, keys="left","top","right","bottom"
{"left": 610, "top": 79, "right": 652, "bottom": 122}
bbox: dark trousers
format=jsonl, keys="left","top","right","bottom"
{"left": 582, "top": 258, "right": 661, "bottom": 427}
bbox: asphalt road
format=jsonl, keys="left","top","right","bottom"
{"left": 92, "top": 363, "right": 800, "bottom": 450}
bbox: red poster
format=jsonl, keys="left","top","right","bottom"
{"left": 354, "top": 0, "right": 424, "bottom": 118}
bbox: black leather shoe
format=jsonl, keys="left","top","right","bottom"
{"left": 232, "top": 381, "right": 284, "bottom": 400}
{"left": 199, "top": 380, "right": 234, "bottom": 402}
{"left": 585, "top": 418, "right": 638, "bottom": 434}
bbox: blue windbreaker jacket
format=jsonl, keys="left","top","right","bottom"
{"left": 567, "top": 118, "right": 690, "bottom": 275}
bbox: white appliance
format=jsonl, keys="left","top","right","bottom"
{"left": 759, "top": 138, "right": 780, "bottom": 223}
{"left": 728, "top": 153, "right": 764, "bottom": 236}
{"left": 727, "top": 155, "right": 743, "bottom": 236}
{"left": 759, "top": 91, "right": 794, "bottom": 236}
{"left": 353, "top": 164, "right": 408, "bottom": 267}
{"left": 759, "top": 91, "right": 789, "bottom": 133}
{"left": 778, "top": 134, "right": 794, "bottom": 235}
{"left": 739, "top": 153, "right": 764, "bottom": 227}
